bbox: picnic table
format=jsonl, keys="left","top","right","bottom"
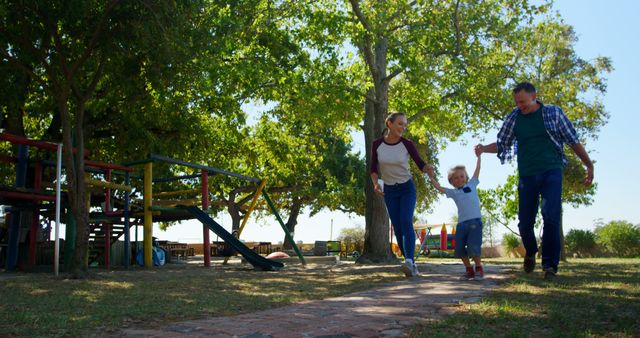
{"left": 159, "top": 241, "right": 194, "bottom": 259}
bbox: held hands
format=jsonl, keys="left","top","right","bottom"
{"left": 474, "top": 144, "right": 484, "bottom": 157}
{"left": 424, "top": 164, "right": 435, "bottom": 179}
{"left": 374, "top": 183, "right": 384, "bottom": 196}
{"left": 374, "top": 179, "right": 385, "bottom": 196}
{"left": 584, "top": 164, "right": 594, "bottom": 187}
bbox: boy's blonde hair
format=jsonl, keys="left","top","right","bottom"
{"left": 447, "top": 165, "right": 469, "bottom": 185}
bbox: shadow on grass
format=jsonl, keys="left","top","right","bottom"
{"left": 409, "top": 258, "right": 640, "bottom": 337}
{"left": 0, "top": 263, "right": 404, "bottom": 337}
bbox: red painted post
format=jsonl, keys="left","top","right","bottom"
{"left": 201, "top": 170, "right": 211, "bottom": 267}
{"left": 28, "top": 162, "right": 43, "bottom": 266}
{"left": 440, "top": 224, "right": 447, "bottom": 250}
{"left": 451, "top": 226, "right": 456, "bottom": 250}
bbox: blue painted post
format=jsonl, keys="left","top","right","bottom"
{"left": 6, "top": 145, "right": 29, "bottom": 271}
{"left": 123, "top": 172, "right": 131, "bottom": 268}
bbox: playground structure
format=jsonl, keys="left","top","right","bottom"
{"left": 0, "top": 132, "right": 304, "bottom": 273}
{"left": 0, "top": 133, "right": 135, "bottom": 272}
{"left": 390, "top": 223, "right": 456, "bottom": 258}
{"left": 414, "top": 223, "right": 456, "bottom": 257}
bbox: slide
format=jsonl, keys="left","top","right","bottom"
{"left": 179, "top": 205, "right": 284, "bottom": 271}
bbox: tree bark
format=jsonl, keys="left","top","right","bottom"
{"left": 282, "top": 196, "right": 302, "bottom": 250}
{"left": 70, "top": 101, "right": 90, "bottom": 278}
{"left": 349, "top": 1, "right": 396, "bottom": 264}
{"left": 357, "top": 88, "right": 395, "bottom": 264}
{"left": 227, "top": 189, "right": 243, "bottom": 237}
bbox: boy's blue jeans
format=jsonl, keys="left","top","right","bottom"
{"left": 518, "top": 168, "right": 562, "bottom": 273}
{"left": 454, "top": 218, "right": 483, "bottom": 258}
{"left": 384, "top": 179, "right": 417, "bottom": 260}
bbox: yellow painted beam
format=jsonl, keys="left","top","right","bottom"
{"left": 85, "top": 178, "right": 132, "bottom": 192}
{"left": 154, "top": 189, "right": 200, "bottom": 198}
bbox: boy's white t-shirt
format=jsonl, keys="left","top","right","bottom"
{"left": 444, "top": 176, "right": 482, "bottom": 222}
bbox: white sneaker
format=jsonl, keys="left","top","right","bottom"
{"left": 400, "top": 262, "right": 414, "bottom": 277}
{"left": 412, "top": 263, "right": 420, "bottom": 276}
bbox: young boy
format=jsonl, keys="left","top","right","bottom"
{"left": 426, "top": 154, "right": 484, "bottom": 280}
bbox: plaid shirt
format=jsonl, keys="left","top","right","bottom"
{"left": 497, "top": 101, "right": 580, "bottom": 166}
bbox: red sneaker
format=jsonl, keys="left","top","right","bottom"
{"left": 474, "top": 265, "right": 485, "bottom": 281}
{"left": 459, "top": 267, "right": 474, "bottom": 280}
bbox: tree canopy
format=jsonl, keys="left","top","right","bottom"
{"left": 1, "top": 0, "right": 610, "bottom": 272}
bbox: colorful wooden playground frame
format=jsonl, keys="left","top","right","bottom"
{"left": 390, "top": 222, "right": 456, "bottom": 258}
{"left": 0, "top": 132, "right": 304, "bottom": 273}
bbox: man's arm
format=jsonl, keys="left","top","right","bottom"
{"left": 570, "top": 143, "right": 594, "bottom": 186}
{"left": 474, "top": 142, "right": 497, "bottom": 156}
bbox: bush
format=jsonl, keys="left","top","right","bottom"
{"left": 565, "top": 229, "right": 597, "bottom": 257}
{"left": 502, "top": 233, "right": 521, "bottom": 251}
{"left": 595, "top": 220, "right": 640, "bottom": 257}
{"left": 502, "top": 233, "right": 523, "bottom": 257}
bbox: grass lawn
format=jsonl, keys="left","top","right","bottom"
{"left": 0, "top": 261, "right": 403, "bottom": 337}
{"left": 409, "top": 257, "right": 640, "bottom": 337}
{"left": 2, "top": 257, "right": 638, "bottom": 337}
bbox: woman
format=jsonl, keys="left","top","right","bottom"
{"left": 370, "top": 112, "right": 431, "bottom": 277}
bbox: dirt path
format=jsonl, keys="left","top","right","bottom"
{"left": 119, "top": 262, "right": 512, "bottom": 338}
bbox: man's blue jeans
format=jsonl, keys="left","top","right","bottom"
{"left": 518, "top": 168, "right": 562, "bottom": 273}
{"left": 384, "top": 179, "right": 417, "bottom": 260}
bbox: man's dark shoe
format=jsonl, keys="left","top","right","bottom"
{"left": 543, "top": 267, "right": 557, "bottom": 281}
{"left": 523, "top": 255, "right": 535, "bottom": 273}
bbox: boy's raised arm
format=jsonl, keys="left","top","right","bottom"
{"left": 473, "top": 153, "right": 481, "bottom": 179}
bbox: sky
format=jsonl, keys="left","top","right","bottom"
{"left": 148, "top": 0, "right": 640, "bottom": 245}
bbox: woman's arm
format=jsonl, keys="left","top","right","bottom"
{"left": 371, "top": 172, "right": 384, "bottom": 196}
{"left": 425, "top": 166, "right": 445, "bottom": 194}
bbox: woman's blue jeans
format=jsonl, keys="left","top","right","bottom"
{"left": 384, "top": 179, "right": 417, "bottom": 260}
{"left": 518, "top": 168, "right": 562, "bottom": 273}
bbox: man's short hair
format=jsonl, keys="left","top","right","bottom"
{"left": 513, "top": 82, "right": 536, "bottom": 94}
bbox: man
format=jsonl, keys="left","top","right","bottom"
{"left": 475, "top": 82, "right": 593, "bottom": 280}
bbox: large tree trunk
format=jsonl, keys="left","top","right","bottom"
{"left": 227, "top": 190, "right": 243, "bottom": 237}
{"left": 348, "top": 1, "right": 397, "bottom": 263}
{"left": 357, "top": 87, "right": 395, "bottom": 264}
{"left": 226, "top": 186, "right": 256, "bottom": 237}
{"left": 58, "top": 95, "right": 90, "bottom": 278}
{"left": 282, "top": 196, "right": 302, "bottom": 250}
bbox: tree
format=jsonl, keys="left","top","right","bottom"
{"left": 336, "top": 0, "right": 560, "bottom": 262}
{"left": 337, "top": 226, "right": 366, "bottom": 256}
{"left": 482, "top": 215, "right": 499, "bottom": 247}
{"left": 250, "top": 0, "right": 559, "bottom": 263}
{"left": 595, "top": 220, "right": 640, "bottom": 258}
{"left": 3, "top": 0, "right": 354, "bottom": 272}
{"left": 1, "top": 1, "right": 208, "bottom": 277}
{"left": 210, "top": 1, "right": 368, "bottom": 248}
{"left": 248, "top": 116, "right": 365, "bottom": 249}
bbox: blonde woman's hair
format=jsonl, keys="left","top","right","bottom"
{"left": 447, "top": 165, "right": 469, "bottom": 185}
{"left": 382, "top": 112, "right": 406, "bottom": 136}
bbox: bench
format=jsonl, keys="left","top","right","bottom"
{"left": 252, "top": 242, "right": 272, "bottom": 255}
{"left": 160, "top": 241, "right": 192, "bottom": 259}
